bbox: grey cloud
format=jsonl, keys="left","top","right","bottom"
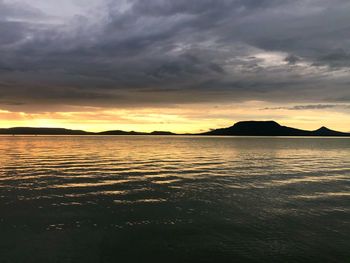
{"left": 284, "top": 54, "right": 300, "bottom": 65}
{"left": 0, "top": 0, "right": 350, "bottom": 111}
{"left": 318, "top": 49, "right": 350, "bottom": 68}
{"left": 262, "top": 104, "right": 350, "bottom": 111}
{"left": 0, "top": 0, "right": 45, "bottom": 20}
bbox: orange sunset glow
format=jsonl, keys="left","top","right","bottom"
{"left": 1, "top": 102, "right": 350, "bottom": 133}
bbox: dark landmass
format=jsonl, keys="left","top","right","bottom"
{"left": 0, "top": 121, "right": 349, "bottom": 136}
{"left": 201, "top": 121, "right": 350, "bottom": 136}
{"left": 0, "top": 127, "right": 92, "bottom": 135}
{"left": 0, "top": 127, "right": 177, "bottom": 136}
{"left": 98, "top": 130, "right": 176, "bottom": 135}
{"left": 150, "top": 131, "right": 177, "bottom": 135}
{"left": 98, "top": 130, "right": 147, "bottom": 136}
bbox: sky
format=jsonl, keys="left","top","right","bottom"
{"left": 0, "top": 0, "right": 350, "bottom": 132}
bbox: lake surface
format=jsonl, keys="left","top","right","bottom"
{"left": 0, "top": 136, "right": 349, "bottom": 262}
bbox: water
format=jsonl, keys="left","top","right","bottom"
{"left": 0, "top": 136, "right": 349, "bottom": 262}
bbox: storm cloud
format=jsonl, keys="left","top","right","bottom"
{"left": 1, "top": 0, "right": 350, "bottom": 111}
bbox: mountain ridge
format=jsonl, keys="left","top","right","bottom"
{"left": 0, "top": 121, "right": 349, "bottom": 136}
{"left": 202, "top": 121, "right": 349, "bottom": 136}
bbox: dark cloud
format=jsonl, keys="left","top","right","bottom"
{"left": 0, "top": 0, "right": 350, "bottom": 111}
{"left": 262, "top": 104, "right": 350, "bottom": 111}
{"left": 284, "top": 54, "right": 300, "bottom": 65}
{"left": 318, "top": 49, "right": 350, "bottom": 68}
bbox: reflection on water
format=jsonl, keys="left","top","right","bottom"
{"left": 0, "top": 136, "right": 349, "bottom": 262}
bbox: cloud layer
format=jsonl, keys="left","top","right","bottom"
{"left": 1, "top": 0, "right": 350, "bottom": 112}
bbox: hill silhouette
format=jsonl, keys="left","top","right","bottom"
{"left": 0, "top": 127, "right": 92, "bottom": 135}
{"left": 98, "top": 130, "right": 176, "bottom": 135}
{"left": 0, "top": 127, "right": 176, "bottom": 136}
{"left": 98, "top": 130, "right": 146, "bottom": 135}
{"left": 202, "top": 121, "right": 350, "bottom": 136}
{"left": 0, "top": 121, "right": 348, "bottom": 136}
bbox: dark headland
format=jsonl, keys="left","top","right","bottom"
{"left": 201, "top": 121, "right": 350, "bottom": 136}
{"left": 0, "top": 121, "right": 349, "bottom": 136}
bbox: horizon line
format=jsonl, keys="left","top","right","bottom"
{"left": 1, "top": 120, "right": 349, "bottom": 135}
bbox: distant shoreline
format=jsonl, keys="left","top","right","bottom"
{"left": 1, "top": 121, "right": 349, "bottom": 137}
{"left": 1, "top": 135, "right": 350, "bottom": 138}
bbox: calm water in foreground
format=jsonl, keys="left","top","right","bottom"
{"left": 0, "top": 136, "right": 349, "bottom": 262}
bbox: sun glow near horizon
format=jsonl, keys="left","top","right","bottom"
{"left": 1, "top": 102, "right": 350, "bottom": 133}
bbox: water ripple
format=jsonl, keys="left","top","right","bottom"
{"left": 0, "top": 136, "right": 349, "bottom": 262}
